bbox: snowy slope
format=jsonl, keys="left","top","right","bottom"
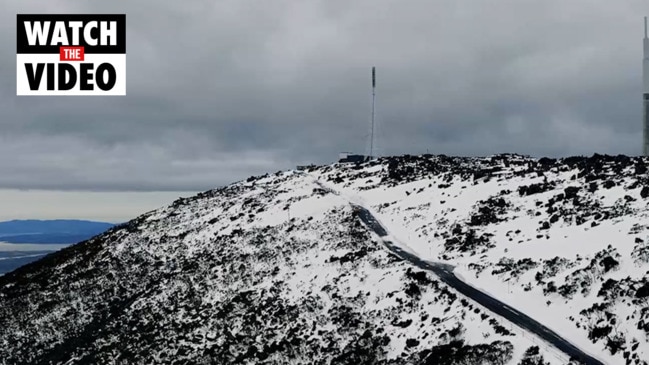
{"left": 310, "top": 153, "right": 649, "bottom": 365}
{"left": 0, "top": 154, "right": 643, "bottom": 364}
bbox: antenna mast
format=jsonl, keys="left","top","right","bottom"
{"left": 642, "top": 17, "right": 649, "bottom": 156}
{"left": 370, "top": 66, "right": 376, "bottom": 160}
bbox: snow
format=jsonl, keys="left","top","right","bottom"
{"left": 1, "top": 154, "right": 647, "bottom": 364}
{"left": 309, "top": 154, "right": 649, "bottom": 364}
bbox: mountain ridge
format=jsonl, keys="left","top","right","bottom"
{"left": 0, "top": 219, "right": 115, "bottom": 244}
{"left": 0, "top": 219, "right": 115, "bottom": 236}
{"left": 0, "top": 153, "right": 647, "bottom": 364}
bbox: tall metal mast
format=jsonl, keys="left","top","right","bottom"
{"left": 370, "top": 66, "right": 376, "bottom": 160}
{"left": 642, "top": 17, "right": 649, "bottom": 156}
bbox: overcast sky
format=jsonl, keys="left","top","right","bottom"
{"left": 1, "top": 0, "right": 647, "bottom": 220}
{"left": 0, "top": 189, "right": 192, "bottom": 222}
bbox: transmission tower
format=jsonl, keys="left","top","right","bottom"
{"left": 370, "top": 66, "right": 376, "bottom": 160}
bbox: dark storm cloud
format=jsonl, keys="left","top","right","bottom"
{"left": 0, "top": 0, "right": 646, "bottom": 191}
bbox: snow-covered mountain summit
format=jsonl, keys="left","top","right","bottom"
{"left": 1, "top": 153, "right": 648, "bottom": 365}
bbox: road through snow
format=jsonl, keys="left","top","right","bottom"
{"left": 306, "top": 171, "right": 605, "bottom": 364}
{"left": 351, "top": 203, "right": 605, "bottom": 365}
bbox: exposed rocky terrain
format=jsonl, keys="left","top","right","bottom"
{"left": 311, "top": 153, "right": 649, "bottom": 364}
{"left": 1, "top": 153, "right": 647, "bottom": 364}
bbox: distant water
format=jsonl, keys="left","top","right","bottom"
{"left": 0, "top": 242, "right": 69, "bottom": 276}
{"left": 0, "top": 242, "right": 69, "bottom": 251}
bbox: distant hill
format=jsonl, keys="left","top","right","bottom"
{"left": 0, "top": 220, "right": 115, "bottom": 244}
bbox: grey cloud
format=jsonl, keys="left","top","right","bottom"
{"left": 0, "top": 132, "right": 287, "bottom": 191}
{"left": 0, "top": 0, "right": 647, "bottom": 191}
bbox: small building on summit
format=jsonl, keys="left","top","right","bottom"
{"left": 338, "top": 152, "right": 367, "bottom": 163}
{"left": 296, "top": 164, "right": 315, "bottom": 171}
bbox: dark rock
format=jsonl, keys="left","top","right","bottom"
{"left": 599, "top": 256, "right": 619, "bottom": 273}
{"left": 392, "top": 319, "right": 413, "bottom": 328}
{"left": 564, "top": 186, "right": 580, "bottom": 199}
{"left": 636, "top": 283, "right": 649, "bottom": 298}
{"left": 641, "top": 186, "right": 649, "bottom": 199}
{"left": 406, "top": 338, "right": 420, "bottom": 348}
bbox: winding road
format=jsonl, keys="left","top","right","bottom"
{"left": 352, "top": 203, "right": 605, "bottom": 365}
